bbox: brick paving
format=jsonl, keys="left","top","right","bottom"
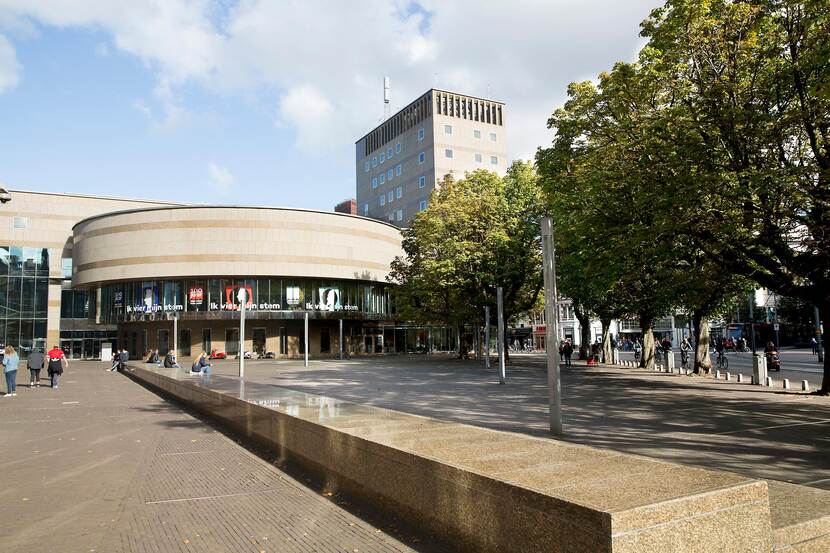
{"left": 0, "top": 364, "right": 448, "bottom": 553}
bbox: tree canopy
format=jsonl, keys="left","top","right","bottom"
{"left": 388, "top": 162, "right": 544, "bottom": 350}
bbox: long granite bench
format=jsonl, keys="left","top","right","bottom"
{"left": 126, "top": 364, "right": 829, "bottom": 552}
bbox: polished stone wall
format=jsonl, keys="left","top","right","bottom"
{"left": 129, "top": 364, "right": 779, "bottom": 553}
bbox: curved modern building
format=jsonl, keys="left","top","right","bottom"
{"left": 72, "top": 205, "right": 403, "bottom": 358}
{"left": 0, "top": 190, "right": 457, "bottom": 360}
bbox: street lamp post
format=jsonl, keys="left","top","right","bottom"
{"left": 304, "top": 312, "right": 309, "bottom": 367}
{"left": 816, "top": 306, "right": 824, "bottom": 363}
{"left": 484, "top": 306, "right": 491, "bottom": 370}
{"left": 541, "top": 217, "right": 562, "bottom": 435}
{"left": 237, "top": 288, "right": 246, "bottom": 378}
{"left": 497, "top": 287, "right": 506, "bottom": 384}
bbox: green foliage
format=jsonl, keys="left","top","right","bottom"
{"left": 537, "top": 0, "right": 830, "bottom": 378}
{"left": 388, "top": 162, "right": 544, "bottom": 328}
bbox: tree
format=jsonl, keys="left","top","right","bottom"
{"left": 639, "top": 0, "right": 830, "bottom": 392}
{"left": 388, "top": 162, "right": 544, "bottom": 356}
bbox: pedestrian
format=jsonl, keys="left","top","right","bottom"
{"left": 46, "top": 344, "right": 67, "bottom": 388}
{"left": 3, "top": 345, "right": 19, "bottom": 397}
{"left": 811, "top": 337, "right": 818, "bottom": 355}
{"left": 191, "top": 352, "right": 211, "bottom": 375}
{"left": 163, "top": 348, "right": 180, "bottom": 368}
{"left": 28, "top": 347, "right": 45, "bottom": 388}
{"left": 116, "top": 348, "right": 129, "bottom": 371}
{"left": 562, "top": 339, "right": 573, "bottom": 367}
{"left": 633, "top": 339, "right": 642, "bottom": 361}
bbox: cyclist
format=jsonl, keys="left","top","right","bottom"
{"left": 633, "top": 339, "right": 642, "bottom": 362}
{"left": 680, "top": 337, "right": 692, "bottom": 368}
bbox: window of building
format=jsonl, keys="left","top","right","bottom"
{"left": 419, "top": 176, "right": 426, "bottom": 188}
{"left": 475, "top": 153, "right": 483, "bottom": 163}
{"left": 387, "top": 190, "right": 393, "bottom": 203}
{"left": 379, "top": 152, "right": 385, "bottom": 163}
{"left": 395, "top": 164, "right": 401, "bottom": 176}
{"left": 490, "top": 132, "right": 497, "bottom": 141}
{"left": 372, "top": 156, "right": 377, "bottom": 168}
{"left": 387, "top": 147, "right": 393, "bottom": 159}
{"left": 13, "top": 217, "right": 27, "bottom": 229}
{"left": 444, "top": 124, "right": 452, "bottom": 135}
{"left": 387, "top": 169, "right": 393, "bottom": 181}
{"left": 396, "top": 209, "right": 403, "bottom": 221}
{"left": 396, "top": 186, "right": 402, "bottom": 198}
{"left": 445, "top": 149, "right": 453, "bottom": 159}
{"left": 490, "top": 155, "right": 498, "bottom": 164}
{"left": 363, "top": 204, "right": 369, "bottom": 216}
{"left": 419, "top": 200, "right": 427, "bottom": 211}
{"left": 418, "top": 152, "right": 425, "bottom": 164}
{"left": 417, "top": 128, "right": 424, "bottom": 141}
{"left": 380, "top": 195, "right": 386, "bottom": 206}
{"left": 474, "top": 129, "right": 481, "bottom": 139}
{"left": 364, "top": 161, "right": 370, "bottom": 172}
{"left": 395, "top": 143, "right": 401, "bottom": 153}
{"left": 388, "top": 214, "right": 395, "bottom": 222}
{"left": 372, "top": 177, "right": 378, "bottom": 189}
{"left": 286, "top": 286, "right": 300, "bottom": 306}
{"left": 379, "top": 173, "right": 385, "bottom": 184}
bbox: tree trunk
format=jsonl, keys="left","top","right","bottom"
{"left": 601, "top": 318, "right": 612, "bottom": 364}
{"left": 693, "top": 310, "right": 712, "bottom": 375}
{"left": 640, "top": 313, "right": 655, "bottom": 370}
{"left": 820, "top": 300, "right": 829, "bottom": 395}
{"left": 575, "top": 308, "right": 591, "bottom": 360}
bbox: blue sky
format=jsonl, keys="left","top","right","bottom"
{"left": 0, "top": 1, "right": 658, "bottom": 209}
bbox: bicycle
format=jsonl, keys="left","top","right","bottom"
{"left": 680, "top": 350, "right": 690, "bottom": 371}
{"left": 716, "top": 350, "right": 728, "bottom": 370}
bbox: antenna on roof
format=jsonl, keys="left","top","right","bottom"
{"left": 383, "top": 76, "right": 391, "bottom": 121}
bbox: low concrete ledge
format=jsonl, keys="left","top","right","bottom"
{"left": 127, "top": 364, "right": 781, "bottom": 552}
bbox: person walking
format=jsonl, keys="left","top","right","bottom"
{"left": 28, "top": 347, "right": 45, "bottom": 388}
{"left": 811, "top": 337, "right": 818, "bottom": 355}
{"left": 562, "top": 339, "right": 573, "bottom": 367}
{"left": 46, "top": 345, "right": 67, "bottom": 389}
{"left": 3, "top": 345, "right": 19, "bottom": 397}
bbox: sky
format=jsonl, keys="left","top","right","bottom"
{"left": 0, "top": 0, "right": 659, "bottom": 210}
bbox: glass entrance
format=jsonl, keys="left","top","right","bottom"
{"left": 226, "top": 328, "right": 239, "bottom": 356}
{"left": 253, "top": 328, "right": 266, "bottom": 356}
{"left": 180, "top": 329, "right": 191, "bottom": 357}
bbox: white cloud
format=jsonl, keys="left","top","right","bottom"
{"left": 277, "top": 85, "right": 336, "bottom": 153}
{"left": 0, "top": 33, "right": 20, "bottom": 92}
{"left": 0, "top": 0, "right": 659, "bottom": 159}
{"left": 208, "top": 161, "right": 235, "bottom": 194}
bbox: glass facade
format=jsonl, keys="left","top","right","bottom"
{"left": 0, "top": 246, "right": 49, "bottom": 355}
{"left": 99, "top": 278, "right": 392, "bottom": 323}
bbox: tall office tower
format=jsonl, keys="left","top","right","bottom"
{"left": 356, "top": 89, "right": 507, "bottom": 227}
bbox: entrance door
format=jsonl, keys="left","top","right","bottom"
{"left": 279, "top": 327, "right": 287, "bottom": 356}
{"left": 226, "top": 328, "right": 239, "bottom": 356}
{"left": 202, "top": 328, "right": 211, "bottom": 355}
{"left": 180, "top": 329, "right": 191, "bottom": 357}
{"left": 158, "top": 329, "right": 169, "bottom": 355}
{"left": 253, "top": 328, "right": 266, "bottom": 356}
{"left": 320, "top": 328, "right": 330, "bottom": 353}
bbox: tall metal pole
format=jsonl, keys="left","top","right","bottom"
{"left": 173, "top": 315, "right": 178, "bottom": 358}
{"left": 497, "top": 287, "right": 506, "bottom": 384}
{"left": 239, "top": 291, "right": 246, "bottom": 378}
{"left": 484, "top": 307, "right": 491, "bottom": 370}
{"left": 749, "top": 292, "right": 756, "bottom": 354}
{"left": 541, "top": 218, "right": 562, "bottom": 435}
{"left": 816, "top": 306, "right": 824, "bottom": 363}
{"left": 339, "top": 318, "right": 344, "bottom": 360}
{"left": 304, "top": 312, "right": 309, "bottom": 367}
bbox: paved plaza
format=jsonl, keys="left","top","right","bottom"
{"left": 0, "top": 366, "right": 447, "bottom": 553}
{"left": 202, "top": 353, "right": 830, "bottom": 490}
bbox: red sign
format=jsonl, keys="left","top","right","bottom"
{"left": 188, "top": 286, "right": 204, "bottom": 305}
{"left": 534, "top": 325, "right": 547, "bottom": 333}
